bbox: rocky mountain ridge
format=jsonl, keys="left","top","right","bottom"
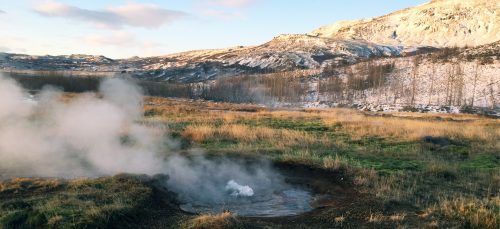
{"left": 311, "top": 0, "right": 499, "bottom": 47}
{"left": 0, "top": 0, "right": 498, "bottom": 112}
{"left": 1, "top": 0, "right": 498, "bottom": 82}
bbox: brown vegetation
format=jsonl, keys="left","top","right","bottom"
{"left": 142, "top": 97, "right": 499, "bottom": 228}
{"left": 183, "top": 212, "right": 239, "bottom": 229}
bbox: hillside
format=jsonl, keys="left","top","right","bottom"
{"left": 310, "top": 0, "right": 500, "bottom": 47}
{"left": 0, "top": 0, "right": 498, "bottom": 111}
{"left": 0, "top": 36, "right": 407, "bottom": 82}
{"left": 1, "top": 1, "right": 499, "bottom": 81}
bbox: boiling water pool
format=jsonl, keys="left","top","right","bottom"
{"left": 180, "top": 187, "right": 316, "bottom": 217}
{"left": 164, "top": 156, "right": 323, "bottom": 217}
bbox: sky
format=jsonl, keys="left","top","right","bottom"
{"left": 0, "top": 0, "right": 429, "bottom": 58}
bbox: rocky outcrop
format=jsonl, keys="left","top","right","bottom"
{"left": 310, "top": 0, "right": 499, "bottom": 47}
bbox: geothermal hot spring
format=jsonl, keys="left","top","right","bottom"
{"left": 163, "top": 155, "right": 323, "bottom": 217}
{"left": 167, "top": 155, "right": 317, "bottom": 217}
{"left": 1, "top": 75, "right": 324, "bottom": 218}
{"left": 179, "top": 180, "right": 314, "bottom": 217}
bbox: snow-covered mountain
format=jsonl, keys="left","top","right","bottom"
{"left": 0, "top": 36, "right": 410, "bottom": 82}
{"left": 144, "top": 0, "right": 499, "bottom": 74}
{"left": 0, "top": 0, "right": 498, "bottom": 87}
{"left": 310, "top": 0, "right": 499, "bottom": 48}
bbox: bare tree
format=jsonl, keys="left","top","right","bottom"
{"left": 428, "top": 65, "right": 436, "bottom": 105}
{"left": 471, "top": 61, "right": 480, "bottom": 107}
{"left": 454, "top": 63, "right": 464, "bottom": 106}
{"left": 488, "top": 79, "right": 497, "bottom": 109}
{"left": 410, "top": 57, "right": 420, "bottom": 106}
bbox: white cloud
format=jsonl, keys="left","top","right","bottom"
{"left": 0, "top": 46, "right": 10, "bottom": 52}
{"left": 0, "top": 36, "right": 28, "bottom": 54}
{"left": 204, "top": 0, "right": 256, "bottom": 8}
{"left": 108, "top": 3, "right": 185, "bottom": 28}
{"left": 200, "top": 9, "right": 243, "bottom": 20}
{"left": 82, "top": 32, "right": 166, "bottom": 57}
{"left": 33, "top": 1, "right": 187, "bottom": 29}
{"left": 194, "top": 0, "right": 255, "bottom": 20}
{"left": 0, "top": 10, "right": 5, "bottom": 14}
{"left": 83, "top": 32, "right": 138, "bottom": 46}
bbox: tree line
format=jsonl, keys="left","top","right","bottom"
{"left": 5, "top": 56, "right": 496, "bottom": 109}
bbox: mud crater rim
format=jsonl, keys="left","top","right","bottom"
{"left": 166, "top": 156, "right": 343, "bottom": 218}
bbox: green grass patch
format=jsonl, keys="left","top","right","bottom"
{"left": 460, "top": 154, "right": 500, "bottom": 171}
{"left": 0, "top": 175, "right": 155, "bottom": 229}
{"left": 239, "top": 117, "right": 329, "bottom": 132}
{"left": 357, "top": 156, "right": 423, "bottom": 174}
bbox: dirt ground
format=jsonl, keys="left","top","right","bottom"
{"left": 129, "top": 162, "right": 443, "bottom": 229}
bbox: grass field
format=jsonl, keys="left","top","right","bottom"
{"left": 1, "top": 96, "right": 499, "bottom": 228}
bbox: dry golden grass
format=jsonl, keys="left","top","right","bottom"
{"left": 0, "top": 178, "right": 62, "bottom": 193}
{"left": 2, "top": 96, "right": 495, "bottom": 228}
{"left": 142, "top": 97, "right": 500, "bottom": 229}
{"left": 430, "top": 197, "right": 500, "bottom": 229}
{"left": 427, "top": 220, "right": 440, "bottom": 228}
{"left": 0, "top": 175, "right": 154, "bottom": 228}
{"left": 184, "top": 212, "right": 238, "bottom": 229}
{"left": 389, "top": 213, "right": 406, "bottom": 221}
{"left": 322, "top": 154, "right": 349, "bottom": 170}
{"left": 145, "top": 97, "right": 499, "bottom": 147}
{"left": 318, "top": 108, "right": 499, "bottom": 142}
{"left": 353, "top": 169, "right": 377, "bottom": 186}
{"left": 334, "top": 215, "right": 345, "bottom": 224}
{"left": 366, "top": 213, "right": 406, "bottom": 223}
{"left": 182, "top": 123, "right": 317, "bottom": 147}
{"left": 181, "top": 125, "right": 215, "bottom": 142}
{"left": 47, "top": 215, "right": 63, "bottom": 226}
{"left": 367, "top": 213, "right": 385, "bottom": 223}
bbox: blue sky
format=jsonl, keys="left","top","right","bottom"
{"left": 0, "top": 0, "right": 428, "bottom": 58}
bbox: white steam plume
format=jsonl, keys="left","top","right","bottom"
{"left": 0, "top": 75, "right": 292, "bottom": 208}
{"left": 0, "top": 76, "right": 164, "bottom": 178}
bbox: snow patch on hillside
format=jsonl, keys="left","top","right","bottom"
{"left": 310, "top": 0, "right": 500, "bottom": 48}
